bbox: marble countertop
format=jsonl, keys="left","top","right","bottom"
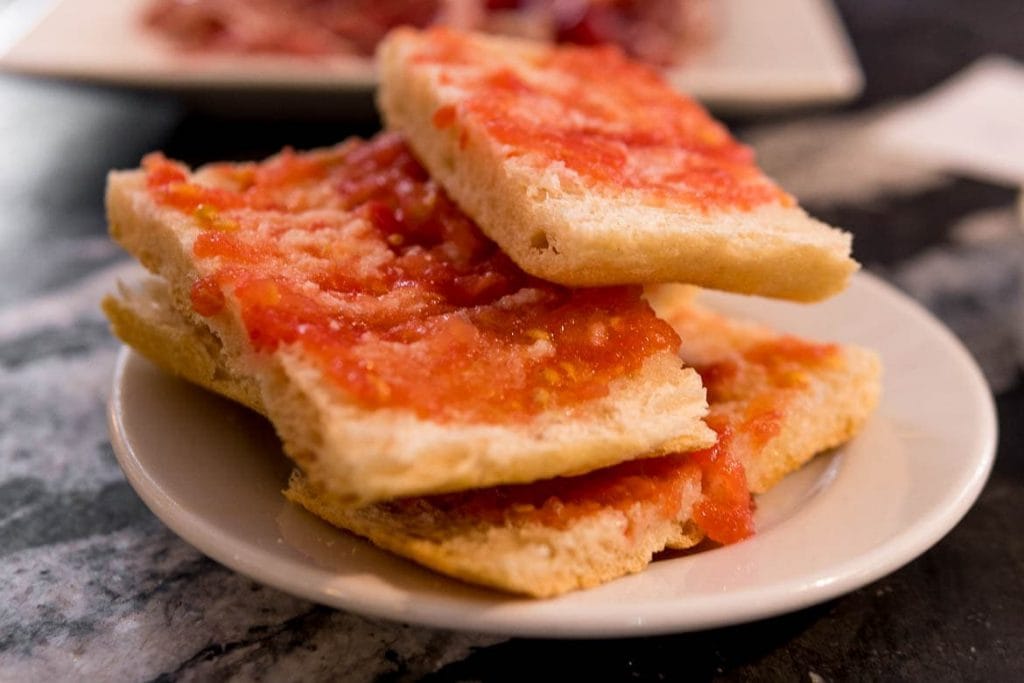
{"left": 2, "top": 0, "right": 1023, "bottom": 680}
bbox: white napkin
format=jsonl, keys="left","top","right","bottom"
{"left": 873, "top": 56, "right": 1024, "bottom": 188}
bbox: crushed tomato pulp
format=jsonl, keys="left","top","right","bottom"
{"left": 409, "top": 415, "right": 752, "bottom": 546}
{"left": 419, "top": 28, "right": 792, "bottom": 212}
{"left": 402, "top": 322, "right": 843, "bottom": 546}
{"left": 409, "top": 452, "right": 703, "bottom": 534}
{"left": 688, "top": 421, "right": 754, "bottom": 544}
{"left": 142, "top": 133, "right": 679, "bottom": 423}
{"left": 698, "top": 335, "right": 840, "bottom": 453}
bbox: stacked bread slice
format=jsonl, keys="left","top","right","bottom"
{"left": 104, "top": 28, "right": 880, "bottom": 596}
{"left": 377, "top": 28, "right": 858, "bottom": 301}
{"left": 106, "top": 136, "right": 715, "bottom": 507}
{"left": 107, "top": 278, "right": 879, "bottom": 596}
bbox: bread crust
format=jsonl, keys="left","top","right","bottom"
{"left": 286, "top": 470, "right": 704, "bottom": 598}
{"left": 106, "top": 167, "right": 715, "bottom": 506}
{"left": 103, "top": 280, "right": 265, "bottom": 414}
{"left": 377, "top": 28, "right": 858, "bottom": 302}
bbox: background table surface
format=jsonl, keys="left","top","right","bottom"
{"left": 1, "top": 0, "right": 1022, "bottom": 680}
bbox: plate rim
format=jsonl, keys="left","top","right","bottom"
{"left": 1, "top": 0, "right": 863, "bottom": 111}
{"left": 107, "top": 271, "right": 997, "bottom": 638}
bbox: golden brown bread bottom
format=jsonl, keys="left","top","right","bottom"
{"left": 104, "top": 278, "right": 880, "bottom": 597}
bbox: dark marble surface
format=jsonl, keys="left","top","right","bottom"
{"left": 2, "top": 0, "right": 1023, "bottom": 680}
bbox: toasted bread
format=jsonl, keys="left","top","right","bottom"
{"left": 651, "top": 285, "right": 882, "bottom": 492}
{"left": 104, "top": 277, "right": 264, "bottom": 413}
{"left": 105, "top": 136, "right": 715, "bottom": 506}
{"left": 377, "top": 28, "right": 857, "bottom": 302}
{"left": 105, "top": 279, "right": 880, "bottom": 596}
{"left": 286, "top": 465, "right": 706, "bottom": 598}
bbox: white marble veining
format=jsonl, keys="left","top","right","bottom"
{"left": 0, "top": 261, "right": 502, "bottom": 681}
{"left": 4, "top": 527, "right": 495, "bottom": 681}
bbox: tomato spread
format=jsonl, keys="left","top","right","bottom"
{"left": 142, "top": 134, "right": 679, "bottom": 423}
{"left": 400, "top": 329, "right": 842, "bottom": 546}
{"left": 698, "top": 335, "right": 839, "bottom": 451}
{"left": 416, "top": 28, "right": 791, "bottom": 212}
{"left": 410, "top": 453, "right": 702, "bottom": 534}
{"left": 688, "top": 421, "right": 754, "bottom": 544}
{"left": 408, "top": 414, "right": 751, "bottom": 545}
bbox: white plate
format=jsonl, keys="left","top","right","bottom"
{"left": 1, "top": 0, "right": 862, "bottom": 113}
{"left": 107, "top": 272, "right": 996, "bottom": 637}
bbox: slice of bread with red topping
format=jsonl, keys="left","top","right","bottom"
{"left": 651, "top": 285, "right": 883, "bottom": 493}
{"left": 104, "top": 278, "right": 880, "bottom": 597}
{"left": 377, "top": 28, "right": 858, "bottom": 302}
{"left": 105, "top": 135, "right": 715, "bottom": 507}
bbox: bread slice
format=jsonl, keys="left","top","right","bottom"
{"left": 104, "top": 277, "right": 264, "bottom": 414}
{"left": 650, "top": 285, "right": 882, "bottom": 493}
{"left": 286, "top": 463, "right": 706, "bottom": 599}
{"left": 105, "top": 137, "right": 715, "bottom": 506}
{"left": 105, "top": 278, "right": 880, "bottom": 597}
{"left": 377, "top": 28, "right": 858, "bottom": 302}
